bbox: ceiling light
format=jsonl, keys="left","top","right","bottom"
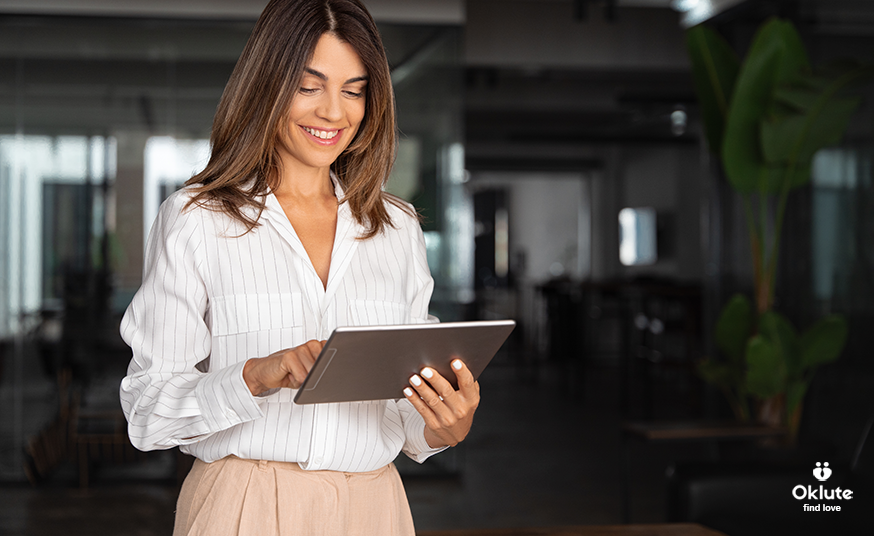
{"left": 670, "top": 0, "right": 701, "bottom": 11}
{"left": 671, "top": 0, "right": 747, "bottom": 28}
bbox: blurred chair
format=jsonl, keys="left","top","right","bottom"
{"left": 622, "top": 279, "right": 701, "bottom": 420}
{"left": 24, "top": 369, "right": 73, "bottom": 484}
{"left": 24, "top": 365, "right": 152, "bottom": 488}
{"left": 539, "top": 277, "right": 586, "bottom": 393}
{"left": 70, "top": 391, "right": 148, "bottom": 488}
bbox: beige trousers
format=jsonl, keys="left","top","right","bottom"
{"left": 173, "top": 456, "right": 416, "bottom": 536}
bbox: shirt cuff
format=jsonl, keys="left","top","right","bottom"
{"left": 195, "top": 360, "right": 265, "bottom": 432}
{"left": 404, "top": 419, "right": 450, "bottom": 463}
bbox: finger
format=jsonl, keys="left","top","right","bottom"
{"left": 297, "top": 340, "right": 324, "bottom": 373}
{"left": 403, "top": 386, "right": 440, "bottom": 428}
{"left": 450, "top": 359, "right": 478, "bottom": 395}
{"left": 410, "top": 374, "right": 455, "bottom": 424}
{"left": 305, "top": 339, "right": 325, "bottom": 357}
{"left": 301, "top": 347, "right": 318, "bottom": 373}
{"left": 282, "top": 350, "right": 311, "bottom": 387}
{"left": 286, "top": 363, "right": 308, "bottom": 388}
{"left": 419, "top": 367, "right": 457, "bottom": 400}
{"left": 424, "top": 365, "right": 476, "bottom": 421}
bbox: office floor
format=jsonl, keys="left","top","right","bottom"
{"left": 0, "top": 359, "right": 716, "bottom": 536}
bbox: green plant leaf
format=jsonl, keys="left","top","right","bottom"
{"left": 746, "top": 335, "right": 786, "bottom": 398}
{"left": 760, "top": 62, "right": 870, "bottom": 195}
{"left": 722, "top": 38, "right": 779, "bottom": 193}
{"left": 761, "top": 93, "right": 860, "bottom": 170}
{"left": 800, "top": 314, "right": 849, "bottom": 370}
{"left": 764, "top": 162, "right": 810, "bottom": 192}
{"left": 758, "top": 311, "right": 801, "bottom": 377}
{"left": 773, "top": 85, "right": 819, "bottom": 111}
{"left": 760, "top": 114, "right": 803, "bottom": 165}
{"left": 722, "top": 18, "right": 810, "bottom": 194}
{"left": 790, "top": 96, "right": 858, "bottom": 159}
{"left": 697, "top": 358, "right": 735, "bottom": 389}
{"left": 769, "top": 19, "right": 811, "bottom": 83}
{"left": 786, "top": 379, "right": 808, "bottom": 417}
{"left": 686, "top": 25, "right": 739, "bottom": 154}
{"left": 715, "top": 294, "right": 753, "bottom": 366}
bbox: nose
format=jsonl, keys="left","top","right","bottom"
{"left": 315, "top": 90, "right": 343, "bottom": 123}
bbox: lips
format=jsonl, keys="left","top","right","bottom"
{"left": 300, "top": 125, "right": 343, "bottom": 146}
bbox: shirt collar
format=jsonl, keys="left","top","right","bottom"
{"left": 329, "top": 171, "right": 347, "bottom": 203}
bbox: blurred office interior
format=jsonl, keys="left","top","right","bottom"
{"left": 0, "top": 0, "right": 872, "bottom": 535}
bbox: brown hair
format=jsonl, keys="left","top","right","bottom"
{"left": 185, "top": 0, "right": 410, "bottom": 238}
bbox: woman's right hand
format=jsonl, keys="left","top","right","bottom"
{"left": 242, "top": 340, "right": 325, "bottom": 396}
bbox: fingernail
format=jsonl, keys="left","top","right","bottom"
{"left": 452, "top": 359, "right": 463, "bottom": 370}
{"left": 410, "top": 375, "right": 422, "bottom": 386}
{"left": 421, "top": 367, "right": 433, "bottom": 379}
{"left": 404, "top": 387, "right": 413, "bottom": 397}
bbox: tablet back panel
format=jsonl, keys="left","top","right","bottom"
{"left": 293, "top": 320, "right": 515, "bottom": 404}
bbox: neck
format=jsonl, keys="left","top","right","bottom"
{"left": 274, "top": 162, "right": 335, "bottom": 202}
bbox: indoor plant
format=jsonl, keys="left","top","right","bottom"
{"left": 687, "top": 18, "right": 866, "bottom": 442}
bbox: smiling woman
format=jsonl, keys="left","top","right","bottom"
{"left": 183, "top": 0, "right": 407, "bottom": 240}
{"left": 279, "top": 35, "right": 367, "bottom": 184}
{"left": 117, "top": 1, "right": 482, "bottom": 536}
{"left": 271, "top": 34, "right": 370, "bottom": 289}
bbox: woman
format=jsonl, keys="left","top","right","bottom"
{"left": 118, "top": 1, "right": 480, "bottom": 534}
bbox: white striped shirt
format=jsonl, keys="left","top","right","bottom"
{"left": 119, "top": 179, "right": 444, "bottom": 471}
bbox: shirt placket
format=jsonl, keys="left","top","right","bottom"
{"left": 307, "top": 278, "right": 333, "bottom": 470}
{"left": 263, "top": 186, "right": 359, "bottom": 471}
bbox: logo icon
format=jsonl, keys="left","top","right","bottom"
{"left": 814, "top": 462, "right": 832, "bottom": 482}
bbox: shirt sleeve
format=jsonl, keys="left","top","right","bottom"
{"left": 399, "top": 215, "right": 448, "bottom": 462}
{"left": 408, "top": 221, "right": 439, "bottom": 325}
{"left": 119, "top": 192, "right": 265, "bottom": 451}
{"left": 398, "top": 398, "right": 449, "bottom": 462}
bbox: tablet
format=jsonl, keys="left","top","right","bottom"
{"left": 293, "top": 320, "right": 516, "bottom": 404}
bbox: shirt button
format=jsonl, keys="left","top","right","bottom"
{"left": 225, "top": 410, "right": 237, "bottom": 421}
{"left": 314, "top": 457, "right": 323, "bottom": 465}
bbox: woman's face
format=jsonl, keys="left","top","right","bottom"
{"left": 280, "top": 33, "right": 368, "bottom": 176}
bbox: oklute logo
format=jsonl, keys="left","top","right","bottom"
{"left": 814, "top": 462, "right": 832, "bottom": 482}
{"left": 794, "top": 462, "right": 852, "bottom": 512}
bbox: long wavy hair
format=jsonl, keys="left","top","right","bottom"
{"left": 185, "top": 0, "right": 409, "bottom": 238}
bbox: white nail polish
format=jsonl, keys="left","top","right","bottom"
{"left": 410, "top": 375, "right": 422, "bottom": 386}
{"left": 404, "top": 387, "right": 413, "bottom": 397}
{"left": 421, "top": 367, "right": 433, "bottom": 379}
{"left": 452, "top": 360, "right": 463, "bottom": 370}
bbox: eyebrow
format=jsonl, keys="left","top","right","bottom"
{"left": 304, "top": 68, "right": 368, "bottom": 84}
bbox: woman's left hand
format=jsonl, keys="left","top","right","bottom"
{"left": 404, "top": 359, "right": 480, "bottom": 448}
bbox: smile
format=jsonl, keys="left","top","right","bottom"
{"left": 302, "top": 126, "right": 340, "bottom": 140}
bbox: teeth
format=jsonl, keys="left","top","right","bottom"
{"left": 304, "top": 127, "right": 338, "bottom": 140}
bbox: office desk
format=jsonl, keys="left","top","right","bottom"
{"left": 419, "top": 523, "right": 727, "bottom": 536}
{"left": 621, "top": 421, "right": 786, "bottom": 523}
{"left": 623, "top": 421, "right": 786, "bottom": 442}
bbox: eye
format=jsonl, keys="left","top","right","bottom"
{"left": 343, "top": 89, "right": 364, "bottom": 98}
{"left": 299, "top": 87, "right": 318, "bottom": 95}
